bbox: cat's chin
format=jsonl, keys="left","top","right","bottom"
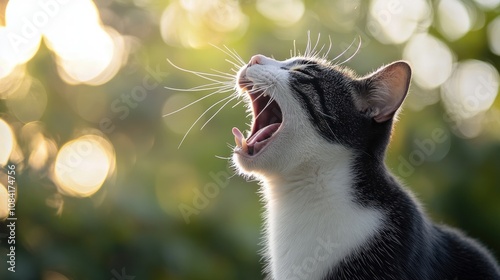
{"left": 231, "top": 131, "right": 292, "bottom": 177}
{"left": 232, "top": 139, "right": 278, "bottom": 175}
{"left": 232, "top": 152, "right": 275, "bottom": 178}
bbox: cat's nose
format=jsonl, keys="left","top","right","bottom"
{"left": 249, "top": 54, "right": 265, "bottom": 66}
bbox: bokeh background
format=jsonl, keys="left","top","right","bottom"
{"left": 0, "top": 0, "right": 499, "bottom": 279}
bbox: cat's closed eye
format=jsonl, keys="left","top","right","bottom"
{"left": 293, "top": 59, "right": 316, "bottom": 66}
{"left": 289, "top": 68, "right": 315, "bottom": 80}
{"left": 288, "top": 64, "right": 316, "bottom": 79}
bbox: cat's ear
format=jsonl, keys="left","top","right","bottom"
{"left": 354, "top": 61, "right": 411, "bottom": 123}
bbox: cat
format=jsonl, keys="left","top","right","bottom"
{"left": 231, "top": 53, "right": 500, "bottom": 280}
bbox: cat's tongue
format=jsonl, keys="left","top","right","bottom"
{"left": 232, "top": 124, "right": 280, "bottom": 155}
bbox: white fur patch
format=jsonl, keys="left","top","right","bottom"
{"left": 261, "top": 148, "right": 383, "bottom": 280}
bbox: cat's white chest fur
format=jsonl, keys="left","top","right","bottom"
{"left": 261, "top": 149, "right": 383, "bottom": 280}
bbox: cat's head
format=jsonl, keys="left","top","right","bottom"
{"left": 232, "top": 54, "right": 411, "bottom": 177}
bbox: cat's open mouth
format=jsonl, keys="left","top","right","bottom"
{"left": 232, "top": 79, "right": 283, "bottom": 156}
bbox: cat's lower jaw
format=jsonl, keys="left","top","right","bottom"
{"left": 256, "top": 149, "right": 384, "bottom": 280}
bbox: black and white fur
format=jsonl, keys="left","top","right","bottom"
{"left": 232, "top": 54, "right": 500, "bottom": 280}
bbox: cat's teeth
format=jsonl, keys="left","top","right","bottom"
{"left": 232, "top": 127, "right": 249, "bottom": 154}
{"left": 235, "top": 136, "right": 249, "bottom": 154}
{"left": 234, "top": 135, "right": 242, "bottom": 148}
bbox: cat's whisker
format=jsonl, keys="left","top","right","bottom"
{"left": 292, "top": 40, "right": 298, "bottom": 58}
{"left": 211, "top": 68, "right": 239, "bottom": 79}
{"left": 231, "top": 98, "right": 246, "bottom": 109}
{"left": 240, "top": 81, "right": 266, "bottom": 95}
{"left": 225, "top": 59, "right": 245, "bottom": 70}
{"left": 253, "top": 89, "right": 277, "bottom": 122}
{"left": 177, "top": 94, "right": 235, "bottom": 148}
{"left": 318, "top": 110, "right": 336, "bottom": 120}
{"left": 200, "top": 95, "right": 239, "bottom": 130}
{"left": 163, "top": 86, "right": 233, "bottom": 117}
{"left": 223, "top": 45, "right": 246, "bottom": 66}
{"left": 165, "top": 45, "right": 250, "bottom": 148}
{"left": 310, "top": 46, "right": 323, "bottom": 59}
{"left": 249, "top": 85, "right": 273, "bottom": 103}
{"left": 294, "top": 32, "right": 335, "bottom": 62}
{"left": 231, "top": 67, "right": 241, "bottom": 74}
{"left": 304, "top": 32, "right": 312, "bottom": 57}
{"left": 310, "top": 35, "right": 333, "bottom": 61}
{"left": 315, "top": 111, "right": 344, "bottom": 150}
{"left": 164, "top": 83, "right": 232, "bottom": 92}
{"left": 311, "top": 38, "right": 333, "bottom": 61}
{"left": 253, "top": 83, "right": 272, "bottom": 92}
{"left": 247, "top": 88, "right": 266, "bottom": 103}
{"left": 210, "top": 43, "right": 246, "bottom": 67}
{"left": 308, "top": 32, "right": 323, "bottom": 58}
{"left": 305, "top": 31, "right": 317, "bottom": 58}
{"left": 209, "top": 44, "right": 246, "bottom": 73}
{"left": 330, "top": 37, "right": 358, "bottom": 64}
{"left": 215, "top": 153, "right": 233, "bottom": 161}
{"left": 322, "top": 35, "right": 333, "bottom": 61}
{"left": 337, "top": 35, "right": 362, "bottom": 66}
{"left": 167, "top": 59, "right": 234, "bottom": 83}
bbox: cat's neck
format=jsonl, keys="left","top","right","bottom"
{"left": 260, "top": 148, "right": 384, "bottom": 280}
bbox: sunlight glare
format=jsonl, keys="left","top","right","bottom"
{"left": 368, "top": 0, "right": 430, "bottom": 44}
{"left": 487, "top": 16, "right": 500, "bottom": 56}
{"left": 0, "top": 28, "right": 18, "bottom": 79}
{"left": 208, "top": 1, "right": 247, "bottom": 32}
{"left": 441, "top": 60, "right": 499, "bottom": 137}
{"left": 179, "top": 0, "right": 247, "bottom": 32}
{"left": 160, "top": 2, "right": 194, "bottom": 48}
{"left": 4, "top": 0, "right": 43, "bottom": 64}
{"left": 473, "top": 0, "right": 500, "bottom": 9}
{"left": 0, "top": 65, "right": 26, "bottom": 99}
{"left": 0, "top": 184, "right": 8, "bottom": 220}
{"left": 42, "top": 0, "right": 122, "bottom": 85}
{"left": 256, "top": 0, "right": 305, "bottom": 27}
{"left": 161, "top": 0, "right": 247, "bottom": 48}
{"left": 21, "top": 122, "right": 57, "bottom": 171}
{"left": 403, "top": 33, "right": 454, "bottom": 89}
{"left": 50, "top": 26, "right": 115, "bottom": 84}
{"left": 29, "top": 134, "right": 57, "bottom": 171}
{"left": 0, "top": 119, "right": 15, "bottom": 167}
{"left": 437, "top": 0, "right": 472, "bottom": 41}
{"left": 2, "top": 0, "right": 125, "bottom": 85}
{"left": 54, "top": 135, "right": 115, "bottom": 197}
